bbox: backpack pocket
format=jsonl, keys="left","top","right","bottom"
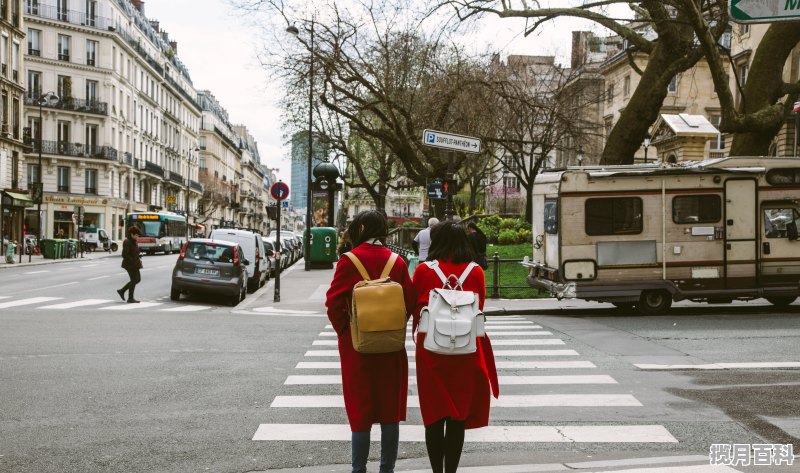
{"left": 425, "top": 317, "right": 477, "bottom": 354}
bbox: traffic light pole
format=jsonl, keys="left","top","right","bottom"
{"left": 274, "top": 201, "right": 282, "bottom": 302}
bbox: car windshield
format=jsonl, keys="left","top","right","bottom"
{"left": 186, "top": 242, "right": 235, "bottom": 262}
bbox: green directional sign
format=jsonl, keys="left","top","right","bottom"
{"left": 730, "top": 0, "right": 800, "bottom": 23}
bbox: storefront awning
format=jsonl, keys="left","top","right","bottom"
{"left": 1, "top": 191, "right": 34, "bottom": 208}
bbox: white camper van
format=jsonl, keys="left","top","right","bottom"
{"left": 524, "top": 157, "right": 800, "bottom": 314}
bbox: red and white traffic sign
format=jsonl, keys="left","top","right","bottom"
{"left": 270, "top": 181, "right": 290, "bottom": 201}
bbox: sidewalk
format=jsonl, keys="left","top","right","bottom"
{"left": 0, "top": 248, "right": 117, "bottom": 269}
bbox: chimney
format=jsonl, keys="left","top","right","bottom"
{"left": 131, "top": 0, "right": 144, "bottom": 14}
{"left": 572, "top": 31, "right": 586, "bottom": 69}
{"left": 150, "top": 20, "right": 160, "bottom": 33}
{"left": 169, "top": 41, "right": 178, "bottom": 55}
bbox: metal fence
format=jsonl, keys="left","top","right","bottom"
{"left": 485, "top": 252, "right": 543, "bottom": 299}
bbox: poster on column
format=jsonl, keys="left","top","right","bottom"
{"left": 312, "top": 192, "right": 328, "bottom": 227}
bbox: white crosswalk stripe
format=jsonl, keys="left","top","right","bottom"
{"left": 303, "top": 349, "right": 580, "bottom": 357}
{"left": 38, "top": 299, "right": 114, "bottom": 309}
{"left": 0, "top": 297, "right": 61, "bottom": 309}
{"left": 253, "top": 424, "right": 677, "bottom": 443}
{"left": 253, "top": 316, "right": 677, "bottom": 448}
{"left": 271, "top": 394, "right": 642, "bottom": 408}
{"left": 99, "top": 302, "right": 163, "bottom": 310}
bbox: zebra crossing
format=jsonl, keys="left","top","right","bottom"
{"left": 252, "top": 315, "right": 679, "bottom": 445}
{"left": 0, "top": 295, "right": 213, "bottom": 312}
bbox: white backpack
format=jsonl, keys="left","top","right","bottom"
{"left": 417, "top": 261, "right": 485, "bottom": 355}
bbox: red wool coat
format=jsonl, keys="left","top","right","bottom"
{"left": 412, "top": 260, "right": 500, "bottom": 429}
{"left": 325, "top": 243, "right": 416, "bottom": 432}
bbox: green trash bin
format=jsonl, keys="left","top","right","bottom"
{"left": 54, "top": 239, "right": 65, "bottom": 259}
{"left": 407, "top": 252, "right": 419, "bottom": 276}
{"left": 309, "top": 227, "right": 338, "bottom": 265}
{"left": 42, "top": 239, "right": 57, "bottom": 259}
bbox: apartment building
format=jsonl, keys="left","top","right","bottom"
{"left": 234, "top": 124, "right": 267, "bottom": 233}
{"left": 22, "top": 0, "right": 202, "bottom": 240}
{"left": 0, "top": 1, "right": 29, "bottom": 246}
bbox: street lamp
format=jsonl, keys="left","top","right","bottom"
{"left": 185, "top": 147, "right": 200, "bottom": 239}
{"left": 287, "top": 19, "right": 315, "bottom": 271}
{"left": 577, "top": 145, "right": 585, "bottom": 167}
{"left": 643, "top": 132, "right": 651, "bottom": 163}
{"left": 502, "top": 168, "right": 508, "bottom": 214}
{"left": 34, "top": 92, "right": 59, "bottom": 243}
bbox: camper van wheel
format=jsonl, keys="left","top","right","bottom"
{"left": 637, "top": 290, "right": 672, "bottom": 316}
{"left": 766, "top": 296, "right": 797, "bottom": 307}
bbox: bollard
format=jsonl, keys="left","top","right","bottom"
{"left": 491, "top": 252, "right": 500, "bottom": 299}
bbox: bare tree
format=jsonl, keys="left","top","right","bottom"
{"left": 196, "top": 171, "right": 231, "bottom": 226}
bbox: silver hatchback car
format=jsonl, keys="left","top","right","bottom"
{"left": 171, "top": 239, "right": 249, "bottom": 306}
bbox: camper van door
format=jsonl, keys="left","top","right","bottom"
{"left": 724, "top": 179, "right": 758, "bottom": 289}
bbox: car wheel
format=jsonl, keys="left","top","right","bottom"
{"left": 766, "top": 296, "right": 796, "bottom": 307}
{"left": 636, "top": 290, "right": 672, "bottom": 316}
{"left": 111, "top": 243, "right": 118, "bottom": 252}
{"left": 170, "top": 287, "right": 181, "bottom": 301}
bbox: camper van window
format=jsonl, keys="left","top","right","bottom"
{"left": 585, "top": 197, "right": 643, "bottom": 236}
{"left": 544, "top": 200, "right": 558, "bottom": 234}
{"left": 672, "top": 195, "right": 721, "bottom": 224}
{"left": 763, "top": 208, "right": 797, "bottom": 238}
{"left": 766, "top": 169, "right": 800, "bottom": 185}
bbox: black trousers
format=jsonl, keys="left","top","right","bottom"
{"left": 120, "top": 267, "right": 141, "bottom": 299}
{"left": 425, "top": 417, "right": 465, "bottom": 473}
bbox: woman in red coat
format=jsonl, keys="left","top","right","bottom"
{"left": 325, "top": 210, "right": 416, "bottom": 473}
{"left": 412, "top": 221, "right": 499, "bottom": 473}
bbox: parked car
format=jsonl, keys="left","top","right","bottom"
{"left": 171, "top": 239, "right": 249, "bottom": 306}
{"left": 262, "top": 240, "right": 278, "bottom": 277}
{"left": 209, "top": 228, "right": 267, "bottom": 292}
{"left": 265, "top": 236, "right": 290, "bottom": 271}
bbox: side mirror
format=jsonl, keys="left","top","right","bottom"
{"left": 787, "top": 221, "right": 798, "bottom": 241}
{"left": 266, "top": 249, "right": 274, "bottom": 257}
{"left": 242, "top": 258, "right": 250, "bottom": 266}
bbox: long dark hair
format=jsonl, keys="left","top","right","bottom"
{"left": 349, "top": 210, "right": 388, "bottom": 246}
{"left": 427, "top": 221, "right": 475, "bottom": 264}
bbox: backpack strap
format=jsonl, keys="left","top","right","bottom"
{"left": 425, "top": 260, "right": 449, "bottom": 286}
{"left": 379, "top": 253, "right": 399, "bottom": 279}
{"left": 343, "top": 252, "right": 371, "bottom": 281}
{"left": 457, "top": 262, "right": 478, "bottom": 285}
{"left": 344, "top": 251, "right": 399, "bottom": 281}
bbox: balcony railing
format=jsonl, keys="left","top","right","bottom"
{"left": 144, "top": 160, "right": 163, "bottom": 175}
{"left": 168, "top": 171, "right": 184, "bottom": 185}
{"left": 189, "top": 180, "right": 203, "bottom": 192}
{"left": 58, "top": 53, "right": 70, "bottom": 61}
{"left": 122, "top": 152, "right": 133, "bottom": 166}
{"left": 27, "top": 48, "right": 40, "bottom": 56}
{"left": 24, "top": 95, "right": 108, "bottom": 115}
{"left": 30, "top": 140, "right": 118, "bottom": 161}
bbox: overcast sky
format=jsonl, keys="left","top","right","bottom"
{"left": 145, "top": 1, "right": 615, "bottom": 182}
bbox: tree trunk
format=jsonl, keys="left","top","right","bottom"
{"left": 601, "top": 45, "right": 675, "bottom": 164}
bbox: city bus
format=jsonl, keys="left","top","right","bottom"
{"left": 125, "top": 211, "right": 188, "bottom": 255}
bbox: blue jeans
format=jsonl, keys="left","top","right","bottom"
{"left": 352, "top": 422, "right": 400, "bottom": 473}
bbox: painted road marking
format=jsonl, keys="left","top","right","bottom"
{"left": 23, "top": 270, "right": 49, "bottom": 274}
{"left": 317, "top": 330, "right": 553, "bottom": 337}
{"left": 0, "top": 297, "right": 61, "bottom": 309}
{"left": 635, "top": 362, "right": 800, "bottom": 370}
{"left": 303, "top": 349, "right": 580, "bottom": 358}
{"left": 87, "top": 276, "right": 110, "bottom": 281}
{"left": 252, "top": 424, "right": 677, "bottom": 443}
{"left": 295, "top": 361, "right": 595, "bottom": 370}
{"left": 253, "top": 307, "right": 323, "bottom": 316}
{"left": 99, "top": 302, "right": 163, "bottom": 311}
{"left": 271, "top": 394, "right": 642, "bottom": 408}
{"left": 161, "top": 305, "right": 213, "bottom": 312}
{"left": 284, "top": 374, "right": 618, "bottom": 386}
{"left": 38, "top": 299, "right": 114, "bottom": 309}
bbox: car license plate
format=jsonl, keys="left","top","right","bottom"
{"left": 196, "top": 268, "right": 219, "bottom": 277}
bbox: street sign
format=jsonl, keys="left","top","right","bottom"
{"left": 422, "top": 129, "right": 481, "bottom": 154}
{"left": 730, "top": 0, "right": 800, "bottom": 23}
{"left": 270, "top": 181, "right": 290, "bottom": 201}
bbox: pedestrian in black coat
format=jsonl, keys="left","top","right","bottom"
{"left": 117, "top": 227, "right": 142, "bottom": 303}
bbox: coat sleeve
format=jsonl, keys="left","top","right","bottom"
{"left": 325, "top": 257, "right": 355, "bottom": 336}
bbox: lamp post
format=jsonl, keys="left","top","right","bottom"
{"left": 185, "top": 147, "right": 199, "bottom": 240}
{"left": 34, "top": 92, "right": 59, "bottom": 244}
{"left": 577, "top": 145, "right": 585, "bottom": 167}
{"left": 502, "top": 168, "right": 508, "bottom": 214}
{"left": 287, "top": 19, "right": 314, "bottom": 271}
{"left": 643, "top": 132, "right": 651, "bottom": 163}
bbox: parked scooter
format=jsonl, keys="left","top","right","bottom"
{"left": 24, "top": 236, "right": 40, "bottom": 256}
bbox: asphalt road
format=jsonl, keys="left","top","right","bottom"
{"left": 1, "top": 255, "right": 798, "bottom": 472}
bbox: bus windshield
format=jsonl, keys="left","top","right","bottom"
{"left": 129, "top": 220, "right": 162, "bottom": 237}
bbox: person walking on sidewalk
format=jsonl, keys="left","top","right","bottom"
{"left": 413, "top": 217, "right": 438, "bottom": 262}
{"left": 117, "top": 226, "right": 142, "bottom": 303}
{"left": 411, "top": 221, "right": 499, "bottom": 473}
{"left": 325, "top": 210, "right": 416, "bottom": 473}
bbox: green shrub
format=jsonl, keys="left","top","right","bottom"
{"left": 402, "top": 220, "right": 420, "bottom": 228}
{"left": 498, "top": 229, "right": 518, "bottom": 245}
{"left": 483, "top": 226, "right": 499, "bottom": 244}
{"left": 499, "top": 218, "right": 517, "bottom": 230}
{"left": 517, "top": 228, "right": 532, "bottom": 243}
